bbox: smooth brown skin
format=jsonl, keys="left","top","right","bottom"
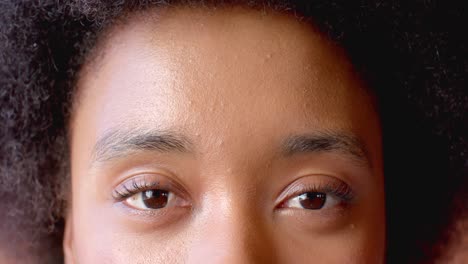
{"left": 65, "top": 6, "right": 385, "bottom": 264}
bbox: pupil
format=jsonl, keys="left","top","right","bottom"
{"left": 142, "top": 190, "right": 169, "bottom": 209}
{"left": 299, "top": 192, "right": 326, "bottom": 210}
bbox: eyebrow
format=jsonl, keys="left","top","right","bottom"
{"left": 91, "top": 129, "right": 370, "bottom": 167}
{"left": 91, "top": 129, "right": 193, "bottom": 163}
{"left": 281, "top": 133, "right": 370, "bottom": 167}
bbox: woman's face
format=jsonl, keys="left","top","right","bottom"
{"left": 66, "top": 6, "right": 385, "bottom": 263}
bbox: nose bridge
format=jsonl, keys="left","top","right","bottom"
{"left": 187, "top": 187, "right": 276, "bottom": 264}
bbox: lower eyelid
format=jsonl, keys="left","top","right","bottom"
{"left": 277, "top": 198, "right": 352, "bottom": 220}
{"left": 113, "top": 201, "right": 186, "bottom": 225}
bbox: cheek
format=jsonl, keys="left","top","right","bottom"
{"left": 71, "top": 210, "right": 189, "bottom": 263}
{"left": 273, "top": 224, "right": 384, "bottom": 263}
{"left": 70, "top": 203, "right": 385, "bottom": 264}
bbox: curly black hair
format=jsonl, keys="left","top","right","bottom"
{"left": 0, "top": 0, "right": 467, "bottom": 263}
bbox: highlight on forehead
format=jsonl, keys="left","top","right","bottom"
{"left": 73, "top": 1, "right": 367, "bottom": 117}
{"left": 75, "top": 0, "right": 329, "bottom": 75}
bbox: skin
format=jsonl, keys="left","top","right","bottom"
{"left": 65, "top": 6, "right": 386, "bottom": 264}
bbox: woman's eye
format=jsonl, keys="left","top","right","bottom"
{"left": 125, "top": 189, "right": 174, "bottom": 210}
{"left": 283, "top": 192, "right": 340, "bottom": 210}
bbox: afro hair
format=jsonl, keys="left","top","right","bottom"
{"left": 0, "top": 0, "right": 467, "bottom": 263}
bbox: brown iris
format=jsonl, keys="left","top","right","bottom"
{"left": 298, "top": 192, "right": 327, "bottom": 209}
{"left": 142, "top": 190, "right": 170, "bottom": 209}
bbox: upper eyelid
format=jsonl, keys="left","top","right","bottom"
{"left": 113, "top": 178, "right": 164, "bottom": 200}
{"left": 113, "top": 174, "right": 355, "bottom": 208}
{"left": 276, "top": 177, "right": 355, "bottom": 206}
{"left": 112, "top": 174, "right": 190, "bottom": 202}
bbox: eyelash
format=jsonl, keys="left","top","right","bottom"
{"left": 112, "top": 177, "right": 355, "bottom": 208}
{"left": 316, "top": 181, "right": 354, "bottom": 202}
{"left": 112, "top": 178, "right": 163, "bottom": 201}
{"left": 279, "top": 180, "right": 355, "bottom": 208}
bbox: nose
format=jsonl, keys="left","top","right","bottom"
{"left": 187, "top": 194, "right": 276, "bottom": 264}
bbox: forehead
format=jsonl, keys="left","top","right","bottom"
{"left": 74, "top": 6, "right": 378, "bottom": 158}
